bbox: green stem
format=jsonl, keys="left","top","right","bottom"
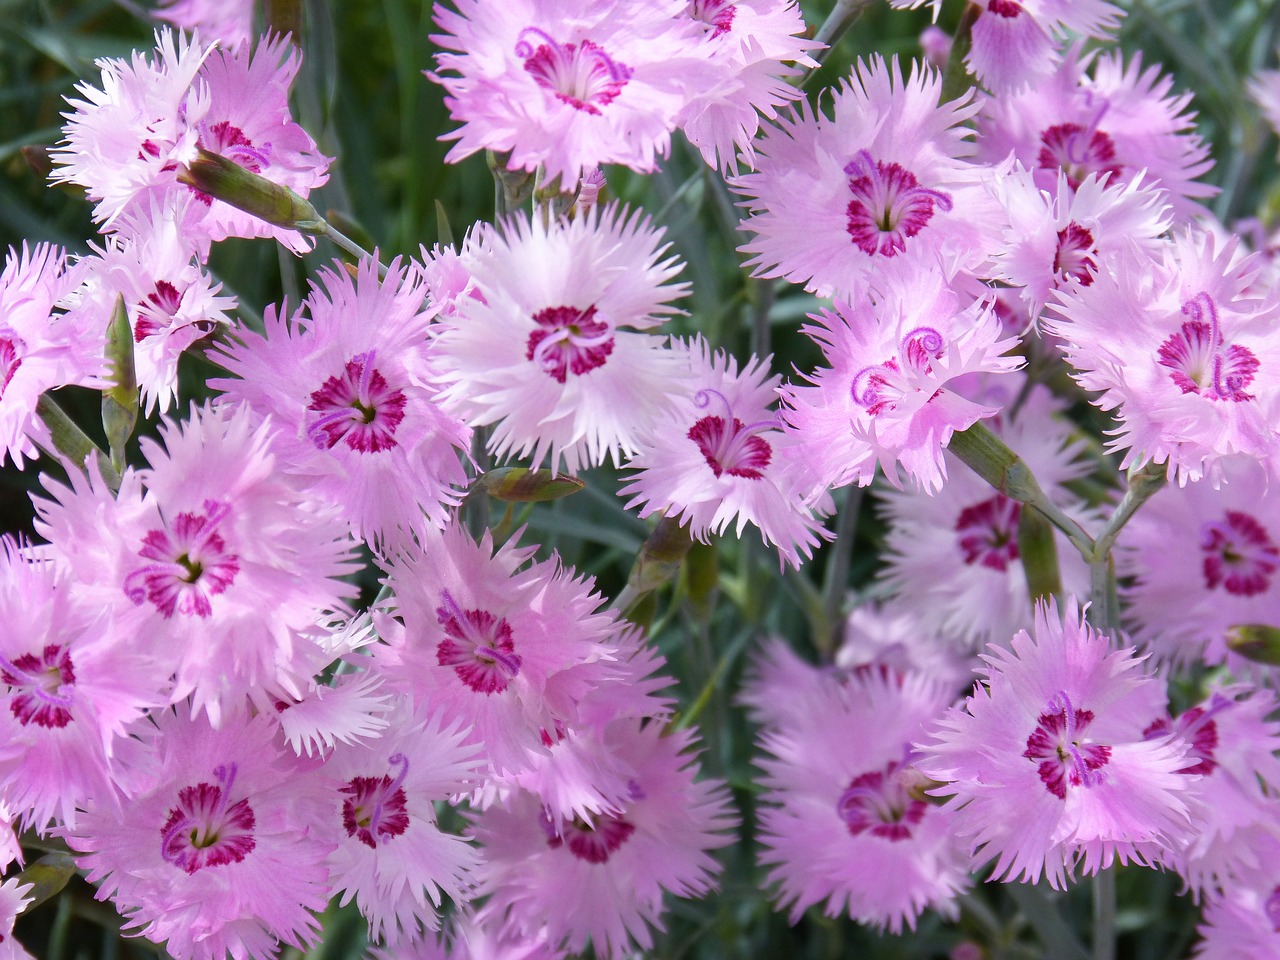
{"left": 1004, "top": 881, "right": 1091, "bottom": 960}
{"left": 322, "top": 222, "right": 388, "bottom": 279}
{"left": 948, "top": 421, "right": 1094, "bottom": 557}
{"left": 1094, "top": 867, "right": 1116, "bottom": 960}
{"left": 818, "top": 485, "right": 863, "bottom": 658}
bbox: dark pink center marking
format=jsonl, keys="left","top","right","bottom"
{"left": 342, "top": 753, "right": 411, "bottom": 848}
{"left": 836, "top": 761, "right": 927, "bottom": 842}
{"left": 545, "top": 811, "right": 636, "bottom": 863}
{"left": 1053, "top": 222, "right": 1098, "bottom": 285}
{"left": 1, "top": 643, "right": 75, "bottom": 729}
{"left": 1200, "top": 510, "right": 1278, "bottom": 597}
{"left": 686, "top": 387, "right": 775, "bottom": 480}
{"left": 436, "top": 589, "right": 522, "bottom": 694}
{"left": 850, "top": 326, "right": 945, "bottom": 416}
{"left": 517, "top": 28, "right": 632, "bottom": 115}
{"left": 161, "top": 763, "right": 256, "bottom": 874}
{"left": 0, "top": 334, "right": 23, "bottom": 398}
{"left": 955, "top": 494, "right": 1022, "bottom": 571}
{"left": 1023, "top": 691, "right": 1110, "bottom": 799}
{"left": 123, "top": 499, "right": 240, "bottom": 619}
{"left": 688, "top": 0, "right": 736, "bottom": 36}
{"left": 307, "top": 350, "right": 408, "bottom": 453}
{"left": 1037, "top": 123, "right": 1122, "bottom": 190}
{"left": 525, "top": 304, "right": 614, "bottom": 383}
{"left": 1157, "top": 292, "right": 1259, "bottom": 402}
{"left": 844, "top": 150, "right": 953, "bottom": 258}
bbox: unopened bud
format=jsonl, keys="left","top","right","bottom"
{"left": 178, "top": 148, "right": 326, "bottom": 233}
{"left": 473, "top": 467, "right": 585, "bottom": 503}
{"left": 1226, "top": 624, "right": 1280, "bottom": 665}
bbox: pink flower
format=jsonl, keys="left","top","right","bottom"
{"left": 431, "top": 203, "right": 689, "bottom": 474}
{"left": 52, "top": 31, "right": 329, "bottom": 252}
{"left": 782, "top": 265, "right": 1022, "bottom": 495}
{"left": 1145, "top": 686, "right": 1280, "bottom": 893}
{"left": 72, "top": 195, "right": 236, "bottom": 413}
{"left": 0, "top": 877, "right": 34, "bottom": 960}
{"left": 429, "top": 0, "right": 714, "bottom": 187}
{"left": 974, "top": 44, "right": 1215, "bottom": 221}
{"left": 377, "top": 523, "right": 622, "bottom": 776}
{"left": 33, "top": 403, "right": 360, "bottom": 726}
{"left": 894, "top": 0, "right": 1121, "bottom": 94}
{"left": 320, "top": 704, "right": 482, "bottom": 944}
{"left": 730, "top": 55, "right": 1000, "bottom": 300}
{"left": 674, "top": 0, "right": 821, "bottom": 172}
{"left": 0, "top": 538, "right": 158, "bottom": 834}
{"left": 154, "top": 0, "right": 255, "bottom": 49}
{"left": 619, "top": 337, "right": 830, "bottom": 568}
{"left": 0, "top": 243, "right": 100, "bottom": 467}
{"left": 753, "top": 665, "right": 970, "bottom": 932}
{"left": 1194, "top": 834, "right": 1280, "bottom": 959}
{"left": 471, "top": 721, "right": 734, "bottom": 959}
{"left": 213, "top": 256, "right": 471, "bottom": 552}
{"left": 1048, "top": 230, "right": 1280, "bottom": 485}
{"left": 986, "top": 166, "right": 1172, "bottom": 321}
{"left": 68, "top": 706, "right": 335, "bottom": 960}
{"left": 1118, "top": 456, "right": 1280, "bottom": 670}
{"left": 916, "top": 597, "right": 1194, "bottom": 889}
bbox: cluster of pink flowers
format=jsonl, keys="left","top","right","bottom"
{"left": 3, "top": 0, "right": 1280, "bottom": 958}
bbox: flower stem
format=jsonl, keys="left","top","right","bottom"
{"left": 1094, "top": 866, "right": 1117, "bottom": 960}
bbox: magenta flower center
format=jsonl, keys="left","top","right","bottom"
{"left": 1038, "top": 123, "right": 1122, "bottom": 190}
{"left": 0, "top": 333, "right": 24, "bottom": 399}
{"left": 123, "top": 499, "right": 240, "bottom": 619}
{"left": 342, "top": 753, "right": 411, "bottom": 848}
{"left": 844, "top": 150, "right": 953, "bottom": 258}
{"left": 851, "top": 326, "right": 946, "bottom": 416}
{"left": 955, "top": 494, "right": 1022, "bottom": 571}
{"left": 836, "top": 761, "right": 927, "bottom": 842}
{"left": 307, "top": 350, "right": 408, "bottom": 453}
{"left": 1157, "top": 292, "right": 1259, "bottom": 402}
{"left": 197, "top": 119, "right": 271, "bottom": 174}
{"left": 688, "top": 0, "right": 737, "bottom": 36}
{"left": 1200, "top": 510, "right": 1278, "bottom": 597}
{"left": 1023, "top": 691, "right": 1111, "bottom": 799}
{"left": 686, "top": 387, "right": 775, "bottom": 480}
{"left": 436, "top": 589, "right": 522, "bottom": 694}
{"left": 987, "top": 0, "right": 1023, "bottom": 15}
{"left": 526, "top": 304, "right": 615, "bottom": 383}
{"left": 1053, "top": 222, "right": 1098, "bottom": 285}
{"left": 161, "top": 763, "right": 256, "bottom": 874}
{"left": 1265, "top": 886, "right": 1280, "bottom": 932}
{"left": 545, "top": 812, "right": 637, "bottom": 863}
{"left": 1, "top": 643, "right": 75, "bottom": 729}
{"left": 1144, "top": 698, "right": 1224, "bottom": 776}
{"left": 517, "top": 28, "right": 632, "bottom": 115}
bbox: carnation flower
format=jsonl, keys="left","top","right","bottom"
{"left": 1048, "top": 230, "right": 1280, "bottom": 485}
{"left": 68, "top": 706, "right": 335, "bottom": 960}
{"left": 154, "top": 0, "right": 255, "bottom": 49}
{"left": 471, "top": 721, "right": 734, "bottom": 959}
{"left": 916, "top": 597, "right": 1193, "bottom": 889}
{"left": 52, "top": 30, "right": 328, "bottom": 252}
{"left": 72, "top": 195, "right": 236, "bottom": 413}
{"left": 782, "top": 265, "right": 1022, "bottom": 495}
{"left": 429, "top": 0, "right": 715, "bottom": 187}
{"left": 33, "top": 402, "right": 360, "bottom": 726}
{"left": 0, "top": 538, "right": 158, "bottom": 833}
{"left": 1194, "top": 835, "right": 1280, "bottom": 960}
{"left": 368, "top": 913, "right": 566, "bottom": 960}
{"left": 0, "top": 243, "right": 100, "bottom": 467}
{"left": 619, "top": 337, "right": 829, "bottom": 569}
{"left": 754, "top": 666, "right": 970, "bottom": 933}
{"left": 376, "top": 523, "right": 622, "bottom": 776}
{"left": 674, "top": 0, "right": 821, "bottom": 172}
{"left": 1118, "top": 456, "right": 1280, "bottom": 669}
{"left": 1145, "top": 686, "right": 1280, "bottom": 893}
{"left": 431, "top": 203, "right": 689, "bottom": 474}
{"left": 835, "top": 603, "right": 978, "bottom": 695}
{"left": 974, "top": 44, "right": 1215, "bottom": 221}
{"left": 320, "top": 704, "right": 482, "bottom": 944}
{"left": 894, "top": 0, "right": 1122, "bottom": 94}
{"left": 0, "top": 877, "right": 33, "bottom": 960}
{"left": 986, "top": 166, "right": 1172, "bottom": 322}
{"left": 731, "top": 55, "right": 1001, "bottom": 300}
{"left": 213, "top": 256, "right": 471, "bottom": 552}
